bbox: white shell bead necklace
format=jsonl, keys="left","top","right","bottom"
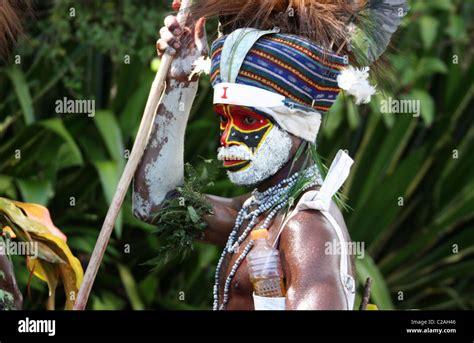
{"left": 213, "top": 165, "right": 322, "bottom": 310}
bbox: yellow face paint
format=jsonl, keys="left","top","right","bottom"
{"left": 215, "top": 104, "right": 273, "bottom": 172}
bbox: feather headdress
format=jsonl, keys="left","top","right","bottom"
{"left": 0, "top": 0, "right": 32, "bottom": 60}
{"left": 192, "top": 0, "right": 408, "bottom": 67}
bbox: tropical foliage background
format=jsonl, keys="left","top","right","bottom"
{"left": 0, "top": 0, "right": 473, "bottom": 310}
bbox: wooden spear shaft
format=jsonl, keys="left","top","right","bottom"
{"left": 73, "top": 0, "right": 193, "bottom": 310}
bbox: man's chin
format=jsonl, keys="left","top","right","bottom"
{"left": 226, "top": 163, "right": 274, "bottom": 187}
{"left": 222, "top": 160, "right": 250, "bottom": 172}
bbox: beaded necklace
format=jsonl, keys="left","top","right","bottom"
{"left": 213, "top": 165, "right": 322, "bottom": 310}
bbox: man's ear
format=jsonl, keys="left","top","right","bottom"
{"left": 289, "top": 135, "right": 304, "bottom": 156}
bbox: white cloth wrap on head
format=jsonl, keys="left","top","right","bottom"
{"left": 213, "top": 82, "right": 321, "bottom": 142}
{"left": 213, "top": 28, "right": 322, "bottom": 142}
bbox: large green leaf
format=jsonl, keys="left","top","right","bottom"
{"left": 419, "top": 16, "right": 439, "bottom": 50}
{"left": 387, "top": 228, "right": 474, "bottom": 288}
{"left": 379, "top": 189, "right": 474, "bottom": 276}
{"left": 16, "top": 179, "right": 53, "bottom": 206}
{"left": 348, "top": 115, "right": 417, "bottom": 233}
{"left": 117, "top": 263, "right": 145, "bottom": 310}
{"left": 356, "top": 255, "right": 394, "bottom": 310}
{"left": 39, "top": 118, "right": 83, "bottom": 166}
{"left": 118, "top": 71, "right": 155, "bottom": 140}
{"left": 354, "top": 146, "right": 431, "bottom": 249}
{"left": 94, "top": 111, "right": 125, "bottom": 170}
{"left": 323, "top": 96, "right": 345, "bottom": 138}
{"left": 5, "top": 66, "right": 34, "bottom": 124}
{"left": 416, "top": 58, "right": 448, "bottom": 79}
{"left": 407, "top": 90, "right": 435, "bottom": 127}
{"left": 93, "top": 160, "right": 123, "bottom": 238}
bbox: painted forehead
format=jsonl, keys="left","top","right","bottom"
{"left": 214, "top": 104, "right": 274, "bottom": 123}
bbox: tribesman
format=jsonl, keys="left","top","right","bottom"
{"left": 134, "top": 0, "right": 407, "bottom": 310}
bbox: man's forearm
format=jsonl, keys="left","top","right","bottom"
{"left": 133, "top": 78, "right": 199, "bottom": 222}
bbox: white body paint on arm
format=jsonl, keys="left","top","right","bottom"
{"left": 133, "top": 79, "right": 199, "bottom": 220}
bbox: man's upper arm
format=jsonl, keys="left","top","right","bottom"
{"left": 279, "top": 209, "right": 350, "bottom": 310}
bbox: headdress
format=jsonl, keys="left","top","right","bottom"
{"left": 193, "top": 0, "right": 408, "bottom": 141}
{"left": 0, "top": 0, "right": 32, "bottom": 59}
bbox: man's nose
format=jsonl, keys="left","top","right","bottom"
{"left": 220, "top": 123, "right": 231, "bottom": 146}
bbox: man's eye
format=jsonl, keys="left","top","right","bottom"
{"left": 220, "top": 116, "right": 228, "bottom": 123}
{"left": 243, "top": 116, "right": 257, "bottom": 125}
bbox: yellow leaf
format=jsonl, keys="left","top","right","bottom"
{"left": 27, "top": 257, "right": 58, "bottom": 310}
{"left": 0, "top": 197, "right": 83, "bottom": 310}
{"left": 366, "top": 304, "right": 379, "bottom": 310}
{"left": 2, "top": 226, "right": 16, "bottom": 238}
{"left": 12, "top": 201, "right": 67, "bottom": 242}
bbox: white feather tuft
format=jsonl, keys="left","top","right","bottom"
{"left": 188, "top": 56, "right": 211, "bottom": 80}
{"left": 337, "top": 66, "right": 376, "bottom": 105}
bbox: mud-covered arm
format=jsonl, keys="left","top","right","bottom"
{"left": 133, "top": 79, "right": 200, "bottom": 222}
{"left": 133, "top": 92, "right": 250, "bottom": 244}
{"left": 132, "top": 10, "right": 248, "bottom": 246}
{"left": 133, "top": 9, "right": 207, "bottom": 223}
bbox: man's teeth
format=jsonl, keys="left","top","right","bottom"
{"left": 217, "top": 148, "right": 253, "bottom": 161}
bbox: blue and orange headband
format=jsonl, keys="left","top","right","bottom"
{"left": 209, "top": 28, "right": 375, "bottom": 142}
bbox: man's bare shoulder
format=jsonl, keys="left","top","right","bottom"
{"left": 278, "top": 199, "right": 350, "bottom": 255}
{"left": 277, "top": 196, "right": 356, "bottom": 281}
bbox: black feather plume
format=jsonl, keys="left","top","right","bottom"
{"left": 350, "top": 0, "right": 409, "bottom": 65}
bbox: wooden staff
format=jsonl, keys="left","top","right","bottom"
{"left": 73, "top": 0, "right": 194, "bottom": 310}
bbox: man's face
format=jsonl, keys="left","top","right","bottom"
{"left": 215, "top": 104, "right": 293, "bottom": 186}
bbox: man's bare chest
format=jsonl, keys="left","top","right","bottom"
{"left": 218, "top": 214, "right": 284, "bottom": 309}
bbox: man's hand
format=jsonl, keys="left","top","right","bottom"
{"left": 156, "top": 0, "right": 208, "bottom": 81}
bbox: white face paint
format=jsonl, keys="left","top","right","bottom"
{"left": 217, "top": 125, "right": 293, "bottom": 186}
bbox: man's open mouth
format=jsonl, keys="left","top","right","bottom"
{"left": 223, "top": 159, "right": 250, "bottom": 172}
{"left": 217, "top": 147, "right": 254, "bottom": 171}
{"left": 223, "top": 159, "right": 247, "bottom": 167}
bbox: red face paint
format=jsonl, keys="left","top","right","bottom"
{"left": 215, "top": 105, "right": 273, "bottom": 171}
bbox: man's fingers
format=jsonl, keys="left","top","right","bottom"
{"left": 164, "top": 15, "right": 182, "bottom": 36}
{"left": 157, "top": 8, "right": 208, "bottom": 57}
{"left": 194, "top": 17, "right": 206, "bottom": 41}
{"left": 194, "top": 17, "right": 208, "bottom": 54}
{"left": 156, "top": 39, "right": 176, "bottom": 56}
{"left": 159, "top": 26, "right": 180, "bottom": 46}
{"left": 172, "top": 0, "right": 181, "bottom": 11}
{"left": 156, "top": 39, "right": 166, "bottom": 56}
